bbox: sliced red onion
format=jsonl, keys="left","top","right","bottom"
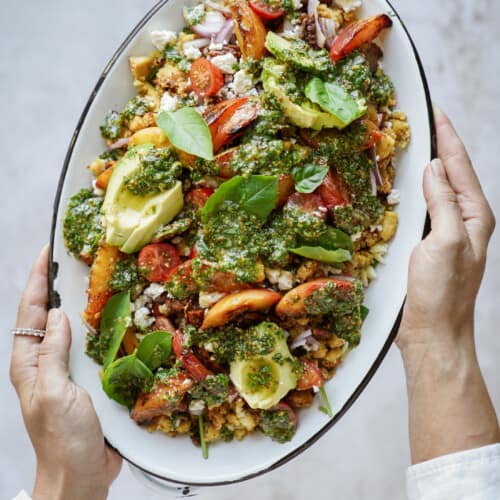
{"left": 307, "top": 337, "right": 321, "bottom": 352}
{"left": 183, "top": 38, "right": 211, "bottom": 52}
{"left": 214, "top": 19, "right": 235, "bottom": 44}
{"left": 370, "top": 169, "right": 377, "bottom": 196}
{"left": 370, "top": 145, "right": 383, "bottom": 186}
{"left": 308, "top": 0, "right": 326, "bottom": 49}
{"left": 191, "top": 10, "right": 226, "bottom": 38}
{"left": 205, "top": 0, "right": 231, "bottom": 17}
{"left": 108, "top": 137, "right": 130, "bottom": 150}
{"left": 319, "top": 17, "right": 337, "bottom": 49}
{"left": 291, "top": 329, "right": 321, "bottom": 351}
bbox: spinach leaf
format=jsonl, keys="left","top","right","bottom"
{"left": 157, "top": 107, "right": 213, "bottom": 160}
{"left": 201, "top": 175, "right": 278, "bottom": 222}
{"left": 291, "top": 163, "right": 329, "bottom": 194}
{"left": 100, "top": 291, "right": 132, "bottom": 370}
{"left": 102, "top": 354, "right": 153, "bottom": 408}
{"left": 305, "top": 78, "right": 366, "bottom": 127}
{"left": 136, "top": 331, "right": 172, "bottom": 370}
{"left": 289, "top": 246, "right": 351, "bottom": 264}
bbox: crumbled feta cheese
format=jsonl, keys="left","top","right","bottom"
{"left": 230, "top": 69, "right": 254, "bottom": 96}
{"left": 387, "top": 188, "right": 400, "bottom": 205}
{"left": 371, "top": 243, "right": 388, "bottom": 263}
{"left": 134, "top": 295, "right": 150, "bottom": 310}
{"left": 189, "top": 400, "right": 206, "bottom": 416}
{"left": 183, "top": 45, "right": 202, "bottom": 60}
{"left": 160, "top": 92, "right": 180, "bottom": 112}
{"left": 209, "top": 41, "right": 224, "bottom": 51}
{"left": 134, "top": 307, "right": 155, "bottom": 330}
{"left": 199, "top": 291, "right": 226, "bottom": 309}
{"left": 210, "top": 53, "right": 238, "bottom": 74}
{"left": 265, "top": 268, "right": 281, "bottom": 284}
{"left": 92, "top": 179, "right": 105, "bottom": 197}
{"left": 369, "top": 224, "right": 383, "bottom": 233}
{"left": 143, "top": 283, "right": 165, "bottom": 300}
{"left": 334, "top": 0, "right": 362, "bottom": 13}
{"left": 151, "top": 30, "right": 177, "bottom": 50}
{"left": 351, "top": 231, "right": 362, "bottom": 242}
{"left": 265, "top": 268, "right": 295, "bottom": 291}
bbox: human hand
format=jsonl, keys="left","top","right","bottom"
{"left": 396, "top": 106, "right": 495, "bottom": 351}
{"left": 10, "top": 246, "right": 122, "bottom": 500}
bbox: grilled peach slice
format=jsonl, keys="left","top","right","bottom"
{"left": 230, "top": 0, "right": 267, "bottom": 60}
{"left": 83, "top": 243, "right": 121, "bottom": 329}
{"left": 329, "top": 14, "right": 392, "bottom": 63}
{"left": 275, "top": 277, "right": 353, "bottom": 318}
{"left": 95, "top": 164, "right": 115, "bottom": 191}
{"left": 122, "top": 328, "right": 139, "bottom": 355}
{"left": 276, "top": 174, "right": 294, "bottom": 208}
{"left": 201, "top": 289, "right": 281, "bottom": 329}
{"left": 131, "top": 373, "right": 194, "bottom": 424}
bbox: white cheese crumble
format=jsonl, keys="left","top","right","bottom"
{"left": 159, "top": 92, "right": 180, "bottom": 112}
{"left": 291, "top": 0, "right": 302, "bottom": 9}
{"left": 143, "top": 283, "right": 165, "bottom": 300}
{"left": 230, "top": 69, "right": 254, "bottom": 96}
{"left": 134, "top": 295, "right": 150, "bottom": 310}
{"left": 151, "top": 30, "right": 177, "bottom": 50}
{"left": 387, "top": 188, "right": 400, "bottom": 205}
{"left": 334, "top": 0, "right": 362, "bottom": 12}
{"left": 183, "top": 45, "right": 202, "bottom": 60}
{"left": 209, "top": 41, "right": 224, "bottom": 51}
{"left": 189, "top": 400, "right": 206, "bottom": 416}
{"left": 92, "top": 179, "right": 104, "bottom": 197}
{"left": 199, "top": 291, "right": 226, "bottom": 309}
{"left": 265, "top": 268, "right": 295, "bottom": 291}
{"left": 210, "top": 53, "right": 238, "bottom": 74}
{"left": 134, "top": 307, "right": 155, "bottom": 330}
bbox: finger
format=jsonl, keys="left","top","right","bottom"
{"left": 10, "top": 245, "right": 50, "bottom": 399}
{"left": 37, "top": 309, "right": 72, "bottom": 388}
{"left": 105, "top": 446, "right": 123, "bottom": 482}
{"left": 423, "top": 159, "right": 465, "bottom": 240}
{"left": 434, "top": 105, "right": 495, "bottom": 250}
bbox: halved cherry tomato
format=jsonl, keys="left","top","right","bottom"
{"left": 173, "top": 331, "right": 211, "bottom": 381}
{"left": 249, "top": 0, "right": 284, "bottom": 21}
{"left": 286, "top": 192, "right": 327, "bottom": 219}
{"left": 206, "top": 97, "right": 259, "bottom": 153}
{"left": 296, "top": 360, "right": 324, "bottom": 390}
{"left": 138, "top": 243, "right": 180, "bottom": 282}
{"left": 213, "top": 147, "right": 239, "bottom": 178}
{"left": 165, "top": 259, "right": 198, "bottom": 297}
{"left": 318, "top": 170, "right": 349, "bottom": 209}
{"left": 186, "top": 188, "right": 214, "bottom": 209}
{"left": 329, "top": 14, "right": 393, "bottom": 63}
{"left": 190, "top": 58, "right": 224, "bottom": 97}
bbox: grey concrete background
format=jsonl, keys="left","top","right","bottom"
{"left": 1, "top": 0, "right": 499, "bottom": 498}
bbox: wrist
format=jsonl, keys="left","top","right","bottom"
{"left": 33, "top": 466, "right": 109, "bottom": 500}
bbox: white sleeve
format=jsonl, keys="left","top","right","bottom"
{"left": 12, "top": 491, "right": 31, "bottom": 500}
{"left": 407, "top": 443, "right": 500, "bottom": 500}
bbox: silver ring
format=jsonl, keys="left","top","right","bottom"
{"left": 11, "top": 328, "right": 46, "bottom": 338}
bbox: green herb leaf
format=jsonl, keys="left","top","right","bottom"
{"left": 157, "top": 108, "right": 213, "bottom": 160}
{"left": 136, "top": 331, "right": 172, "bottom": 371}
{"left": 303, "top": 226, "right": 354, "bottom": 253}
{"left": 319, "top": 386, "right": 333, "bottom": 418}
{"left": 305, "top": 78, "right": 366, "bottom": 127}
{"left": 102, "top": 354, "right": 153, "bottom": 408}
{"left": 289, "top": 246, "right": 351, "bottom": 264}
{"left": 360, "top": 304, "right": 369, "bottom": 321}
{"left": 100, "top": 291, "right": 132, "bottom": 370}
{"left": 199, "top": 415, "right": 209, "bottom": 459}
{"left": 201, "top": 175, "right": 278, "bottom": 222}
{"left": 291, "top": 164, "right": 329, "bottom": 194}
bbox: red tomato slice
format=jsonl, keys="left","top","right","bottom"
{"left": 330, "top": 14, "right": 393, "bottom": 63}
{"left": 186, "top": 188, "right": 214, "bottom": 209}
{"left": 362, "top": 119, "right": 384, "bottom": 149}
{"left": 190, "top": 58, "right": 224, "bottom": 97}
{"left": 296, "top": 360, "right": 324, "bottom": 390}
{"left": 138, "top": 243, "right": 180, "bottom": 282}
{"left": 249, "top": 0, "right": 284, "bottom": 20}
{"left": 318, "top": 170, "right": 349, "bottom": 209}
{"left": 173, "top": 331, "right": 211, "bottom": 381}
{"left": 287, "top": 192, "right": 327, "bottom": 219}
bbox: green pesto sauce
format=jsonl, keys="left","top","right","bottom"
{"left": 100, "top": 97, "right": 153, "bottom": 140}
{"left": 283, "top": 199, "right": 326, "bottom": 241}
{"left": 86, "top": 332, "right": 103, "bottom": 364}
{"left": 197, "top": 203, "right": 264, "bottom": 284}
{"left": 259, "top": 407, "right": 296, "bottom": 443}
{"left": 121, "top": 97, "right": 152, "bottom": 120}
{"left": 165, "top": 262, "right": 198, "bottom": 300}
{"left": 124, "top": 148, "right": 182, "bottom": 197}
{"left": 246, "top": 359, "right": 278, "bottom": 393}
{"left": 260, "top": 213, "right": 297, "bottom": 267}
{"left": 63, "top": 189, "right": 104, "bottom": 259}
{"left": 370, "top": 69, "right": 395, "bottom": 106}
{"left": 109, "top": 256, "right": 139, "bottom": 292}
{"left": 152, "top": 217, "right": 192, "bottom": 241}
{"left": 189, "top": 373, "right": 230, "bottom": 408}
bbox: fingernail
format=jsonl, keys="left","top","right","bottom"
{"left": 432, "top": 103, "right": 443, "bottom": 118}
{"left": 47, "top": 308, "right": 62, "bottom": 326}
{"left": 430, "top": 158, "right": 445, "bottom": 179}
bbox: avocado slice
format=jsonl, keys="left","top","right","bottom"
{"left": 262, "top": 58, "right": 345, "bottom": 130}
{"left": 230, "top": 322, "right": 298, "bottom": 410}
{"left": 265, "top": 31, "right": 331, "bottom": 74}
{"left": 102, "top": 145, "right": 184, "bottom": 254}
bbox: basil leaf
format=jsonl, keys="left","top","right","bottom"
{"left": 360, "top": 305, "right": 369, "bottom": 321}
{"left": 305, "top": 78, "right": 366, "bottom": 127}
{"left": 100, "top": 291, "right": 132, "bottom": 370}
{"left": 291, "top": 164, "right": 329, "bottom": 194}
{"left": 201, "top": 175, "right": 278, "bottom": 222}
{"left": 289, "top": 246, "right": 351, "bottom": 264}
{"left": 136, "top": 331, "right": 172, "bottom": 371}
{"left": 102, "top": 354, "right": 153, "bottom": 408}
{"left": 240, "top": 175, "right": 279, "bottom": 220}
{"left": 308, "top": 226, "right": 354, "bottom": 252}
{"left": 157, "top": 107, "right": 213, "bottom": 160}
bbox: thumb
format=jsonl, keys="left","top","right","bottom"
{"left": 423, "top": 158, "right": 465, "bottom": 237}
{"left": 37, "top": 309, "right": 72, "bottom": 385}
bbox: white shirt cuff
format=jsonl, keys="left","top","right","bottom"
{"left": 407, "top": 443, "right": 500, "bottom": 500}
